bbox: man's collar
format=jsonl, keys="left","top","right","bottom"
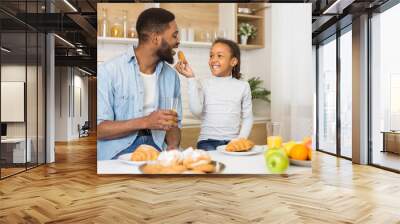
{"left": 128, "top": 47, "right": 164, "bottom": 74}
{"left": 127, "top": 47, "right": 136, "bottom": 62}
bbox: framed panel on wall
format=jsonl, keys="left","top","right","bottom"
{"left": 1, "top": 82, "right": 25, "bottom": 122}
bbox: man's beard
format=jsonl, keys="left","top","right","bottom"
{"left": 156, "top": 39, "right": 174, "bottom": 64}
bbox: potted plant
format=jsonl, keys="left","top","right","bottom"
{"left": 238, "top": 23, "right": 257, "bottom": 45}
{"left": 248, "top": 77, "right": 270, "bottom": 102}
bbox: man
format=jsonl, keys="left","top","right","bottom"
{"left": 97, "top": 8, "right": 182, "bottom": 160}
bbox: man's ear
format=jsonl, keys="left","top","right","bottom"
{"left": 150, "top": 33, "right": 162, "bottom": 46}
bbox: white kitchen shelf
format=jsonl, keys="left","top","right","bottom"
{"left": 237, "top": 13, "right": 264, "bottom": 19}
{"left": 97, "top": 37, "right": 264, "bottom": 50}
{"left": 97, "top": 37, "right": 212, "bottom": 48}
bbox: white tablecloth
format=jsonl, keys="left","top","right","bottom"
{"left": 97, "top": 149, "right": 311, "bottom": 175}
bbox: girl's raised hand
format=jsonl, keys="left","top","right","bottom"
{"left": 174, "top": 61, "right": 195, "bottom": 78}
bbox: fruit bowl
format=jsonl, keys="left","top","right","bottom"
{"left": 289, "top": 158, "right": 311, "bottom": 167}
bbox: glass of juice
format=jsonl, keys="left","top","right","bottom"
{"left": 162, "top": 97, "right": 179, "bottom": 127}
{"left": 266, "top": 121, "right": 282, "bottom": 148}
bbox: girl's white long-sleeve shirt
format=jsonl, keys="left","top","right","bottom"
{"left": 187, "top": 76, "right": 253, "bottom": 142}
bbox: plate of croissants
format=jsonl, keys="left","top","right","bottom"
{"left": 216, "top": 138, "right": 265, "bottom": 156}
{"left": 117, "top": 144, "right": 160, "bottom": 166}
{"left": 139, "top": 147, "right": 225, "bottom": 174}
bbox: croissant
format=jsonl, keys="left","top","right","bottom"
{"left": 140, "top": 148, "right": 216, "bottom": 174}
{"left": 177, "top": 50, "right": 187, "bottom": 64}
{"left": 225, "top": 138, "right": 255, "bottom": 152}
{"left": 130, "top": 145, "right": 160, "bottom": 161}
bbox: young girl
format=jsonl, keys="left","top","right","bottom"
{"left": 175, "top": 38, "right": 253, "bottom": 150}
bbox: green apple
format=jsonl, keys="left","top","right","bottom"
{"left": 264, "top": 149, "right": 289, "bottom": 174}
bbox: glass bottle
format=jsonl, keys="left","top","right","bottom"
{"left": 99, "top": 8, "right": 108, "bottom": 37}
{"left": 122, "top": 10, "right": 128, "bottom": 38}
{"left": 127, "top": 21, "right": 137, "bottom": 38}
{"left": 110, "top": 17, "right": 123, "bottom": 38}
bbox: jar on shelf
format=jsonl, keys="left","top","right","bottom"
{"left": 98, "top": 8, "right": 108, "bottom": 37}
{"left": 122, "top": 10, "right": 128, "bottom": 38}
{"left": 127, "top": 22, "right": 137, "bottom": 38}
{"left": 198, "top": 30, "right": 211, "bottom": 42}
{"left": 212, "top": 30, "right": 219, "bottom": 42}
{"left": 187, "top": 28, "right": 195, "bottom": 42}
{"left": 110, "top": 17, "right": 123, "bottom": 38}
{"left": 205, "top": 30, "right": 212, "bottom": 42}
{"left": 218, "top": 29, "right": 228, "bottom": 39}
{"left": 179, "top": 27, "right": 187, "bottom": 42}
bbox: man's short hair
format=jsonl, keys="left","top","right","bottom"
{"left": 136, "top": 8, "right": 175, "bottom": 42}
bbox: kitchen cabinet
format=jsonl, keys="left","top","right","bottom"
{"left": 97, "top": 3, "right": 266, "bottom": 50}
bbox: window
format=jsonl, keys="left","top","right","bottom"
{"left": 390, "top": 74, "right": 400, "bottom": 130}
{"left": 318, "top": 37, "right": 337, "bottom": 154}
{"left": 371, "top": 2, "right": 400, "bottom": 171}
{"left": 0, "top": 1, "right": 47, "bottom": 179}
{"left": 340, "top": 29, "right": 352, "bottom": 158}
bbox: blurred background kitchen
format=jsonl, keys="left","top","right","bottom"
{"left": 1, "top": 0, "right": 398, "bottom": 179}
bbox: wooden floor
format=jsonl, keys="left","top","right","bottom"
{"left": 1, "top": 167, "right": 26, "bottom": 178}
{"left": 0, "top": 135, "right": 400, "bottom": 223}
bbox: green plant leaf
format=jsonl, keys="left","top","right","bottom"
{"left": 247, "top": 77, "right": 270, "bottom": 102}
{"left": 238, "top": 23, "right": 257, "bottom": 38}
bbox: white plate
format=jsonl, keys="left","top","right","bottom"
{"left": 117, "top": 153, "right": 152, "bottom": 166}
{"left": 216, "top": 145, "right": 266, "bottom": 156}
{"left": 289, "top": 158, "right": 311, "bottom": 167}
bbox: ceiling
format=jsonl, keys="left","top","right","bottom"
{"left": 0, "top": 0, "right": 395, "bottom": 75}
{"left": 310, "top": 0, "right": 391, "bottom": 44}
{"left": 0, "top": 0, "right": 97, "bottom": 74}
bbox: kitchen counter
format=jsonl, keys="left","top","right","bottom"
{"left": 182, "top": 115, "right": 270, "bottom": 128}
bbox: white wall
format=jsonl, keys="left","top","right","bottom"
{"left": 55, "top": 67, "right": 68, "bottom": 141}
{"left": 73, "top": 73, "right": 89, "bottom": 138}
{"left": 269, "top": 4, "right": 313, "bottom": 141}
{"left": 55, "top": 67, "right": 89, "bottom": 141}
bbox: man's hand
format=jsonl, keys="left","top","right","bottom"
{"left": 144, "top": 110, "right": 178, "bottom": 130}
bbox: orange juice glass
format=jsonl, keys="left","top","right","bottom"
{"left": 267, "top": 136, "right": 282, "bottom": 148}
{"left": 162, "top": 97, "right": 179, "bottom": 126}
{"left": 266, "top": 121, "right": 281, "bottom": 148}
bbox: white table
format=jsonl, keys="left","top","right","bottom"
{"left": 97, "top": 150, "right": 311, "bottom": 175}
{"left": 1, "top": 138, "right": 31, "bottom": 163}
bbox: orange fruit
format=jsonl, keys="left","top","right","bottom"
{"left": 308, "top": 148, "right": 312, "bottom": 160}
{"left": 289, "top": 144, "right": 309, "bottom": 160}
{"left": 302, "top": 136, "right": 312, "bottom": 149}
